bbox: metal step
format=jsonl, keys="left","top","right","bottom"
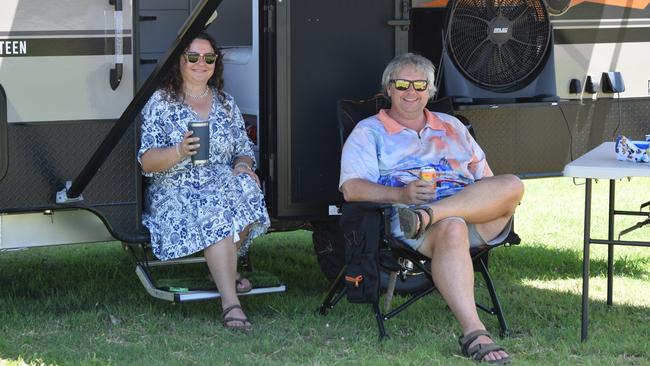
{"left": 135, "top": 264, "right": 286, "bottom": 302}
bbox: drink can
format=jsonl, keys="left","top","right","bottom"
{"left": 420, "top": 167, "right": 437, "bottom": 182}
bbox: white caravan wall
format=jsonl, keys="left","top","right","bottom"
{"left": 553, "top": 18, "right": 650, "bottom": 99}
{"left": 0, "top": 210, "right": 114, "bottom": 249}
{"left": 0, "top": 0, "right": 134, "bottom": 123}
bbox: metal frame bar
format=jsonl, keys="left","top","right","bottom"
{"left": 477, "top": 255, "right": 509, "bottom": 336}
{"left": 127, "top": 242, "right": 282, "bottom": 303}
{"left": 0, "top": 84, "right": 7, "bottom": 180}
{"left": 581, "top": 178, "right": 650, "bottom": 341}
{"left": 135, "top": 264, "right": 286, "bottom": 303}
{"left": 383, "top": 287, "right": 435, "bottom": 320}
{"left": 318, "top": 235, "right": 512, "bottom": 339}
{"left": 63, "top": 0, "right": 223, "bottom": 200}
{"left": 318, "top": 265, "right": 347, "bottom": 315}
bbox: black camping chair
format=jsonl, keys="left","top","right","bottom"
{"left": 318, "top": 94, "right": 520, "bottom": 340}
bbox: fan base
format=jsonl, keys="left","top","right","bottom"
{"left": 452, "top": 95, "right": 559, "bottom": 106}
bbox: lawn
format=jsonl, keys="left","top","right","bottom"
{"left": 1, "top": 177, "right": 649, "bottom": 365}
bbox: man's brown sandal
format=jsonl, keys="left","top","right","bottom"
{"left": 397, "top": 206, "right": 435, "bottom": 239}
{"left": 221, "top": 304, "right": 252, "bottom": 331}
{"left": 459, "top": 329, "right": 510, "bottom": 364}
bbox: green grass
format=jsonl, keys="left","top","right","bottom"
{"left": 1, "top": 177, "right": 650, "bottom": 365}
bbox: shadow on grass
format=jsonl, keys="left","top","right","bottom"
{"left": 0, "top": 237, "right": 329, "bottom": 311}
{"left": 1, "top": 238, "right": 649, "bottom": 365}
{"left": 2, "top": 237, "right": 648, "bottom": 308}
{"left": 490, "top": 243, "right": 650, "bottom": 281}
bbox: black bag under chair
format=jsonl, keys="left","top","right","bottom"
{"left": 340, "top": 203, "right": 381, "bottom": 304}
{"left": 317, "top": 95, "right": 520, "bottom": 339}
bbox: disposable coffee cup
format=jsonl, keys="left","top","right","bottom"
{"left": 188, "top": 121, "right": 210, "bottom": 165}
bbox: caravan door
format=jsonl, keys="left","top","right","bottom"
{"left": 262, "top": 0, "right": 396, "bottom": 219}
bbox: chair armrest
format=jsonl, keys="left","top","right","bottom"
{"left": 342, "top": 201, "right": 391, "bottom": 210}
{"left": 342, "top": 202, "right": 393, "bottom": 218}
{"left": 341, "top": 202, "right": 394, "bottom": 240}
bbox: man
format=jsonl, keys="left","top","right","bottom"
{"left": 339, "top": 53, "right": 523, "bottom": 364}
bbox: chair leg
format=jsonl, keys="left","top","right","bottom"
{"left": 373, "top": 301, "right": 389, "bottom": 340}
{"left": 319, "top": 265, "right": 390, "bottom": 340}
{"left": 318, "top": 265, "right": 347, "bottom": 315}
{"left": 477, "top": 255, "right": 510, "bottom": 337}
{"left": 383, "top": 271, "right": 398, "bottom": 312}
{"left": 384, "top": 286, "right": 435, "bottom": 320}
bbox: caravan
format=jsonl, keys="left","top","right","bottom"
{"left": 1, "top": 0, "right": 649, "bottom": 297}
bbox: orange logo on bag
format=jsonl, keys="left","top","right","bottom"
{"left": 345, "top": 275, "right": 364, "bottom": 287}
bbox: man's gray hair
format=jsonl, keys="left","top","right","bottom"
{"left": 381, "top": 53, "right": 437, "bottom": 98}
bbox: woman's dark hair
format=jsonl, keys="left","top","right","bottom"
{"left": 161, "top": 31, "right": 224, "bottom": 102}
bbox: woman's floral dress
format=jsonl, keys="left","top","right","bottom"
{"left": 138, "top": 89, "right": 270, "bottom": 260}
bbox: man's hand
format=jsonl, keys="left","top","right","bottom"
{"left": 399, "top": 180, "right": 436, "bottom": 205}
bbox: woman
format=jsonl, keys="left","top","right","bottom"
{"left": 339, "top": 53, "right": 522, "bottom": 363}
{"left": 139, "top": 32, "right": 270, "bottom": 330}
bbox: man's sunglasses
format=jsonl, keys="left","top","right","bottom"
{"left": 390, "top": 79, "right": 429, "bottom": 92}
{"left": 184, "top": 52, "right": 218, "bottom": 64}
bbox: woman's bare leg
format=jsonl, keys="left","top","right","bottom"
{"left": 234, "top": 224, "right": 253, "bottom": 250}
{"left": 204, "top": 236, "right": 248, "bottom": 325}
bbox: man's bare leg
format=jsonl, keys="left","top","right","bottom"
{"left": 418, "top": 218, "right": 509, "bottom": 362}
{"left": 405, "top": 175, "right": 523, "bottom": 236}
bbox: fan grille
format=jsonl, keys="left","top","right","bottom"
{"left": 448, "top": 0, "right": 551, "bottom": 90}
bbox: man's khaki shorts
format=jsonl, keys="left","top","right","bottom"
{"left": 390, "top": 209, "right": 513, "bottom": 251}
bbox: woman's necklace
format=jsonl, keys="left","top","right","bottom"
{"left": 185, "top": 86, "right": 209, "bottom": 100}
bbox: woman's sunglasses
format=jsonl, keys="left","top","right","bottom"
{"left": 390, "top": 79, "right": 429, "bottom": 92}
{"left": 184, "top": 52, "right": 218, "bottom": 64}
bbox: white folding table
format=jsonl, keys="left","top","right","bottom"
{"left": 563, "top": 141, "right": 650, "bottom": 341}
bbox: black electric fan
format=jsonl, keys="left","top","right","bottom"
{"left": 440, "top": 0, "right": 557, "bottom": 103}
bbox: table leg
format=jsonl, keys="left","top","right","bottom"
{"left": 607, "top": 179, "right": 615, "bottom": 306}
{"left": 581, "top": 178, "right": 592, "bottom": 342}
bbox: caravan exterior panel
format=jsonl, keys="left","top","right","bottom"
{"left": 0, "top": 0, "right": 134, "bottom": 123}
{"left": 0, "top": 210, "right": 114, "bottom": 250}
{"left": 3, "top": 56, "right": 134, "bottom": 123}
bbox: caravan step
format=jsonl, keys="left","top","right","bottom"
{"left": 135, "top": 264, "right": 286, "bottom": 303}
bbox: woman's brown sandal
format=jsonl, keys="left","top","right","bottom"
{"left": 205, "top": 273, "right": 253, "bottom": 293}
{"left": 221, "top": 304, "right": 252, "bottom": 331}
{"left": 459, "top": 330, "right": 510, "bottom": 364}
{"left": 235, "top": 273, "right": 253, "bottom": 293}
{"left": 397, "top": 206, "right": 435, "bottom": 239}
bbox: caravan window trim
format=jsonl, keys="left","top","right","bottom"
{"left": 0, "top": 84, "right": 7, "bottom": 180}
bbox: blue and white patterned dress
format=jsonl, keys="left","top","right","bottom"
{"left": 138, "top": 89, "right": 270, "bottom": 260}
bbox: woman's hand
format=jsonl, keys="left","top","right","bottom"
{"left": 177, "top": 130, "right": 200, "bottom": 158}
{"left": 233, "top": 163, "right": 261, "bottom": 187}
{"left": 140, "top": 130, "right": 200, "bottom": 173}
{"left": 400, "top": 180, "right": 436, "bottom": 205}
